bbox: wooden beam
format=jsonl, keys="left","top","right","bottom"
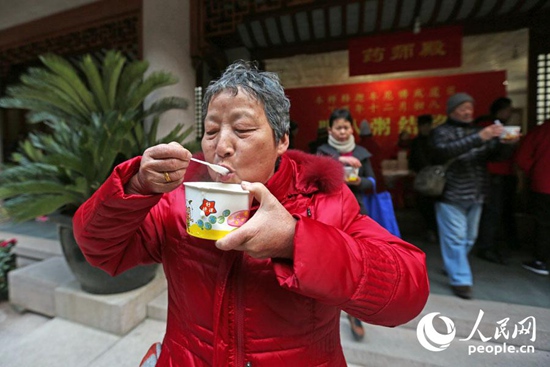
{"left": 466, "top": 0, "right": 485, "bottom": 18}
{"left": 509, "top": 0, "right": 528, "bottom": 13}
{"left": 530, "top": 0, "right": 550, "bottom": 12}
{"left": 447, "top": 0, "right": 464, "bottom": 22}
{"left": 291, "top": 11, "right": 302, "bottom": 42}
{"left": 427, "top": 0, "right": 443, "bottom": 26}
{"left": 392, "top": 0, "right": 405, "bottom": 30}
{"left": 307, "top": 7, "right": 315, "bottom": 41}
{"left": 411, "top": 0, "right": 423, "bottom": 28}
{"left": 374, "top": 0, "right": 384, "bottom": 32}
{"left": 258, "top": 18, "right": 271, "bottom": 47}
{"left": 357, "top": 0, "right": 365, "bottom": 33}
{"left": 244, "top": 21, "right": 259, "bottom": 48}
{"left": 275, "top": 14, "right": 289, "bottom": 45}
{"left": 323, "top": 6, "right": 330, "bottom": 38}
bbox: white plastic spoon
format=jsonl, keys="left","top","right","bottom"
{"left": 190, "top": 158, "right": 230, "bottom": 175}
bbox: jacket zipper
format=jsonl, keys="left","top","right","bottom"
{"left": 235, "top": 254, "right": 245, "bottom": 366}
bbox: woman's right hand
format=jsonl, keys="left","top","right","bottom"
{"left": 125, "top": 142, "right": 192, "bottom": 195}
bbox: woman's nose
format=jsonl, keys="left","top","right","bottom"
{"left": 215, "top": 130, "right": 235, "bottom": 158}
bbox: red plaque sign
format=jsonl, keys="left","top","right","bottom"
{"left": 349, "top": 26, "right": 462, "bottom": 76}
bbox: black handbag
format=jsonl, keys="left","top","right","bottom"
{"left": 413, "top": 158, "right": 457, "bottom": 197}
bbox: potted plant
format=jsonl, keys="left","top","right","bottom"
{"left": 0, "top": 50, "right": 193, "bottom": 294}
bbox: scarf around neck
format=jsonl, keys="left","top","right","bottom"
{"left": 328, "top": 134, "right": 356, "bottom": 153}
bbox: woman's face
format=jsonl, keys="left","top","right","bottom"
{"left": 328, "top": 118, "right": 354, "bottom": 142}
{"left": 201, "top": 89, "right": 288, "bottom": 184}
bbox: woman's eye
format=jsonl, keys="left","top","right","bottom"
{"left": 236, "top": 129, "right": 254, "bottom": 134}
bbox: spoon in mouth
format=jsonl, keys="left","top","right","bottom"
{"left": 190, "top": 158, "right": 230, "bottom": 175}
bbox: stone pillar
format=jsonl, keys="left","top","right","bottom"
{"left": 142, "top": 0, "right": 196, "bottom": 141}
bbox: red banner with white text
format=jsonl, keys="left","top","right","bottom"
{"left": 349, "top": 26, "right": 462, "bottom": 76}
{"left": 286, "top": 70, "right": 506, "bottom": 161}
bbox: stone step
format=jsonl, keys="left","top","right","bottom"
{"left": 88, "top": 319, "right": 166, "bottom": 367}
{"left": 0, "top": 316, "right": 166, "bottom": 367}
{"left": 401, "top": 293, "right": 550, "bottom": 352}
{"left": 0, "top": 318, "right": 120, "bottom": 367}
{"left": 341, "top": 318, "right": 550, "bottom": 367}
{"left": 0, "top": 230, "right": 62, "bottom": 267}
{"left": 8, "top": 257, "right": 167, "bottom": 335}
{"left": 8, "top": 257, "right": 73, "bottom": 317}
{"left": 147, "top": 289, "right": 168, "bottom": 322}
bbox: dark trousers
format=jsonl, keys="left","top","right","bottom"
{"left": 476, "top": 174, "right": 519, "bottom": 251}
{"left": 531, "top": 191, "right": 550, "bottom": 263}
{"left": 416, "top": 194, "right": 437, "bottom": 232}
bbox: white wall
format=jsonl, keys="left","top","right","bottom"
{"left": 265, "top": 29, "right": 528, "bottom": 114}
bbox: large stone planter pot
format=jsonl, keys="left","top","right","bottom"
{"left": 55, "top": 215, "right": 158, "bottom": 294}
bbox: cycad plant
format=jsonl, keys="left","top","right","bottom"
{"left": 0, "top": 50, "right": 192, "bottom": 222}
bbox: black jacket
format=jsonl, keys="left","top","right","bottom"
{"left": 430, "top": 118, "right": 501, "bottom": 204}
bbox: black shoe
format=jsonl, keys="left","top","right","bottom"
{"left": 451, "top": 285, "right": 472, "bottom": 300}
{"left": 347, "top": 315, "right": 365, "bottom": 341}
{"left": 477, "top": 249, "right": 507, "bottom": 265}
{"left": 522, "top": 260, "right": 549, "bottom": 276}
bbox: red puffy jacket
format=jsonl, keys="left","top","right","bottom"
{"left": 515, "top": 120, "right": 550, "bottom": 194}
{"left": 73, "top": 150, "right": 429, "bottom": 367}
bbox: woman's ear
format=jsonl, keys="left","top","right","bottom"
{"left": 277, "top": 133, "right": 289, "bottom": 155}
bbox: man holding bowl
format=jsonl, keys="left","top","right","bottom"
{"left": 73, "top": 60, "right": 429, "bottom": 366}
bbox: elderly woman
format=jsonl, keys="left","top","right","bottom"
{"left": 73, "top": 60, "right": 429, "bottom": 366}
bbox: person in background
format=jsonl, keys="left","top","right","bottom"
{"left": 288, "top": 120, "right": 299, "bottom": 149}
{"left": 316, "top": 108, "right": 376, "bottom": 341}
{"left": 307, "top": 127, "right": 328, "bottom": 154}
{"left": 73, "top": 60, "right": 429, "bottom": 366}
{"left": 430, "top": 92, "right": 515, "bottom": 300}
{"left": 515, "top": 119, "right": 550, "bottom": 276}
{"left": 317, "top": 109, "right": 376, "bottom": 217}
{"left": 392, "top": 130, "right": 412, "bottom": 160}
{"left": 474, "top": 97, "right": 520, "bottom": 265}
{"left": 409, "top": 114, "right": 438, "bottom": 243}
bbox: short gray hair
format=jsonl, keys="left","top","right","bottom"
{"left": 202, "top": 60, "right": 290, "bottom": 143}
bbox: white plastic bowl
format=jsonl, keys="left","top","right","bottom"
{"left": 184, "top": 182, "right": 251, "bottom": 240}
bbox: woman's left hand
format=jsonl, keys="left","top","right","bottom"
{"left": 215, "top": 181, "right": 296, "bottom": 259}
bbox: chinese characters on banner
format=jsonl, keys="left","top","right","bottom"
{"left": 348, "top": 26, "right": 462, "bottom": 76}
{"left": 286, "top": 70, "right": 506, "bottom": 160}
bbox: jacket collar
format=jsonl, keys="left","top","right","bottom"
{"left": 446, "top": 117, "right": 473, "bottom": 128}
{"left": 266, "top": 150, "right": 344, "bottom": 201}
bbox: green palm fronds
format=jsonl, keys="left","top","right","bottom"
{"left": 0, "top": 50, "right": 193, "bottom": 222}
